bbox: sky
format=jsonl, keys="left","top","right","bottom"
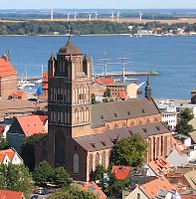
{"left": 1, "top": 0, "right": 196, "bottom": 9}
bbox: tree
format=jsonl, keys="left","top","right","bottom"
{"left": 0, "top": 136, "right": 9, "bottom": 150}
{"left": 49, "top": 184, "right": 99, "bottom": 199}
{"left": 104, "top": 88, "right": 111, "bottom": 98}
{"left": 33, "top": 160, "right": 53, "bottom": 186}
{"left": 111, "top": 134, "right": 147, "bottom": 167}
{"left": 176, "top": 108, "right": 194, "bottom": 135}
{"left": 91, "top": 93, "right": 96, "bottom": 104}
{"left": 51, "top": 167, "right": 72, "bottom": 187}
{"left": 90, "top": 164, "right": 106, "bottom": 185}
{"left": 21, "top": 133, "right": 47, "bottom": 171}
{"left": 0, "top": 163, "right": 34, "bottom": 198}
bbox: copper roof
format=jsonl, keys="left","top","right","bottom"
{"left": 58, "top": 39, "right": 82, "bottom": 55}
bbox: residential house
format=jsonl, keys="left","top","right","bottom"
{"left": 7, "top": 114, "right": 47, "bottom": 152}
{"left": 82, "top": 181, "right": 107, "bottom": 199}
{"left": 125, "top": 176, "right": 178, "bottom": 199}
{"left": 0, "top": 148, "right": 23, "bottom": 165}
{"left": 0, "top": 190, "right": 25, "bottom": 199}
{"left": 8, "top": 91, "right": 27, "bottom": 101}
{"left": 145, "top": 156, "right": 171, "bottom": 176}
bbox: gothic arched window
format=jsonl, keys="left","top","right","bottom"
{"left": 73, "top": 153, "right": 79, "bottom": 174}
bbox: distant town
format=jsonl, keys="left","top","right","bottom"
{"left": 0, "top": 12, "right": 196, "bottom": 198}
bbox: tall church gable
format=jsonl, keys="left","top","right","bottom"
{"left": 73, "top": 133, "right": 114, "bottom": 152}
{"left": 91, "top": 98, "right": 160, "bottom": 127}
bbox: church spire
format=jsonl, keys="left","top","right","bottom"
{"left": 145, "top": 73, "right": 151, "bottom": 99}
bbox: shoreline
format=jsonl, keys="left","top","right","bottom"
{"left": 0, "top": 33, "right": 196, "bottom": 37}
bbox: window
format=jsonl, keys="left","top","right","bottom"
{"left": 137, "top": 193, "right": 141, "bottom": 199}
{"left": 73, "top": 153, "right": 79, "bottom": 174}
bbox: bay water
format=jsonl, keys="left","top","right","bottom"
{"left": 0, "top": 35, "right": 196, "bottom": 99}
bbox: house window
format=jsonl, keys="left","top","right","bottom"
{"left": 137, "top": 193, "right": 141, "bottom": 199}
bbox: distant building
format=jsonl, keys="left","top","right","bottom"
{"left": 8, "top": 91, "right": 27, "bottom": 101}
{"left": 0, "top": 54, "right": 17, "bottom": 101}
{"left": 107, "top": 81, "right": 137, "bottom": 99}
{"left": 191, "top": 88, "right": 196, "bottom": 104}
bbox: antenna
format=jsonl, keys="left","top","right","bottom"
{"left": 139, "top": 12, "right": 143, "bottom": 21}
{"left": 111, "top": 12, "right": 114, "bottom": 22}
{"left": 88, "top": 13, "right": 92, "bottom": 21}
{"left": 6, "top": 49, "right": 12, "bottom": 60}
{"left": 50, "top": 9, "right": 54, "bottom": 21}
{"left": 117, "top": 56, "right": 132, "bottom": 82}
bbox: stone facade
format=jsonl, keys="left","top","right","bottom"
{"left": 35, "top": 39, "right": 173, "bottom": 182}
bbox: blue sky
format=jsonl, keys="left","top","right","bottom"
{"left": 1, "top": 0, "right": 196, "bottom": 9}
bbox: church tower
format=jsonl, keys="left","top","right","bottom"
{"left": 47, "top": 38, "right": 91, "bottom": 167}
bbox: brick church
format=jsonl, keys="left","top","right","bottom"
{"left": 35, "top": 38, "right": 173, "bottom": 182}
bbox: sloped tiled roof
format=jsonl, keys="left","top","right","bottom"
{"left": 73, "top": 133, "right": 114, "bottom": 152}
{"left": 0, "top": 190, "right": 24, "bottom": 199}
{"left": 17, "top": 115, "right": 47, "bottom": 136}
{"left": 139, "top": 176, "right": 175, "bottom": 198}
{"left": 0, "top": 54, "right": 17, "bottom": 77}
{"left": 74, "top": 122, "right": 169, "bottom": 152}
{"left": 82, "top": 181, "right": 107, "bottom": 199}
{"left": 94, "top": 78, "right": 115, "bottom": 85}
{"left": 0, "top": 149, "right": 23, "bottom": 163}
{"left": 148, "top": 156, "right": 171, "bottom": 176}
{"left": 91, "top": 98, "right": 160, "bottom": 127}
{"left": 183, "top": 170, "right": 196, "bottom": 189}
{"left": 112, "top": 165, "right": 131, "bottom": 180}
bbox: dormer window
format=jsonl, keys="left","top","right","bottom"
{"left": 90, "top": 143, "right": 95, "bottom": 148}
{"left": 114, "top": 113, "right": 117, "bottom": 117}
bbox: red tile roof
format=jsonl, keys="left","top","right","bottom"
{"left": 112, "top": 165, "right": 131, "bottom": 180}
{"left": 8, "top": 91, "right": 25, "bottom": 100}
{"left": 0, "top": 190, "right": 25, "bottom": 199}
{"left": 0, "top": 126, "right": 5, "bottom": 134}
{"left": 148, "top": 156, "right": 171, "bottom": 176}
{"left": 94, "top": 78, "right": 115, "bottom": 85}
{"left": 0, "top": 54, "right": 17, "bottom": 77}
{"left": 0, "top": 149, "right": 23, "bottom": 164}
{"left": 139, "top": 176, "right": 175, "bottom": 198}
{"left": 17, "top": 115, "right": 47, "bottom": 136}
{"left": 82, "top": 181, "right": 107, "bottom": 199}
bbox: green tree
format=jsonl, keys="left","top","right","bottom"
{"left": 0, "top": 136, "right": 9, "bottom": 150}
{"left": 104, "top": 88, "right": 111, "bottom": 97}
{"left": 91, "top": 93, "right": 96, "bottom": 104}
{"left": 51, "top": 167, "right": 72, "bottom": 187}
{"left": 90, "top": 164, "right": 106, "bottom": 185}
{"left": 176, "top": 108, "right": 194, "bottom": 135}
{"left": 33, "top": 160, "right": 53, "bottom": 186}
{"left": 21, "top": 133, "right": 47, "bottom": 171}
{"left": 0, "top": 163, "right": 34, "bottom": 198}
{"left": 49, "top": 184, "right": 98, "bottom": 199}
{"left": 111, "top": 133, "right": 147, "bottom": 167}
